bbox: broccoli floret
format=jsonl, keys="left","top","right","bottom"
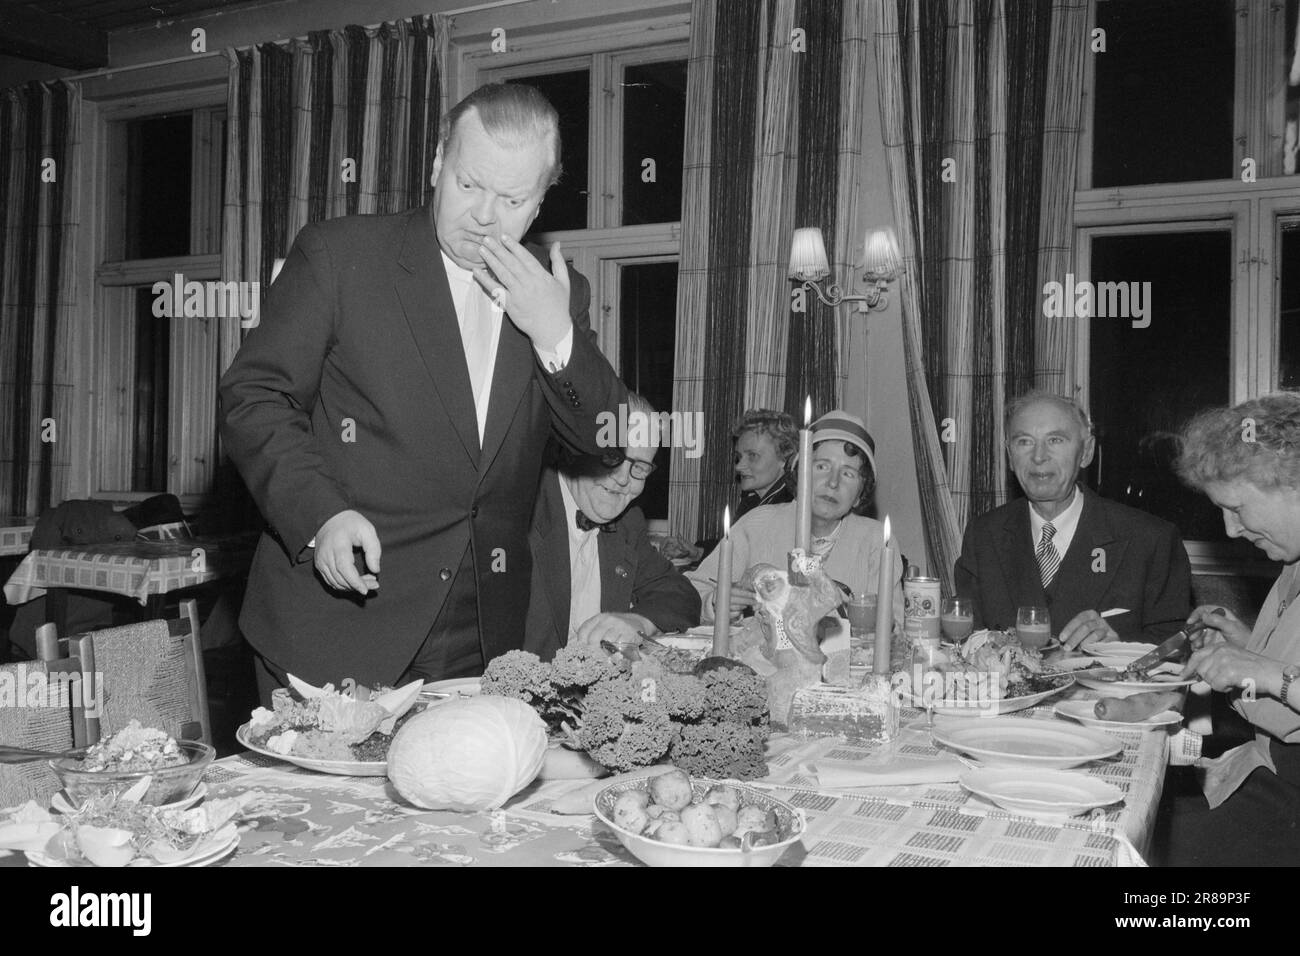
{"left": 550, "top": 644, "right": 629, "bottom": 692}
{"left": 574, "top": 678, "right": 675, "bottom": 772}
{"left": 698, "top": 666, "right": 769, "bottom": 727}
{"left": 668, "top": 720, "right": 769, "bottom": 780}
{"left": 480, "top": 650, "right": 552, "bottom": 704}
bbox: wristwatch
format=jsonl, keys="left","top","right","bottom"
{"left": 1282, "top": 664, "right": 1300, "bottom": 708}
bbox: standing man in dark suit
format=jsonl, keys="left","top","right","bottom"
{"left": 954, "top": 392, "right": 1191, "bottom": 648}
{"left": 524, "top": 394, "right": 700, "bottom": 660}
{"left": 220, "top": 83, "right": 627, "bottom": 697}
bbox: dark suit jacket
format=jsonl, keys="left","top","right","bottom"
{"left": 953, "top": 485, "right": 1191, "bottom": 642}
{"left": 523, "top": 470, "right": 701, "bottom": 660}
{"left": 219, "top": 204, "right": 626, "bottom": 685}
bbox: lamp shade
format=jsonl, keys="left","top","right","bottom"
{"left": 863, "top": 228, "right": 902, "bottom": 281}
{"left": 788, "top": 227, "right": 830, "bottom": 282}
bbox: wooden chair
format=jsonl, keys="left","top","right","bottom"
{"left": 36, "top": 599, "right": 211, "bottom": 746}
{"left": 0, "top": 660, "right": 78, "bottom": 807}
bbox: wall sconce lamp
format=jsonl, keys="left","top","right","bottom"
{"left": 787, "top": 226, "right": 903, "bottom": 313}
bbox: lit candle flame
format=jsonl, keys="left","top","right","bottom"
{"left": 882, "top": 514, "right": 891, "bottom": 545}
{"left": 723, "top": 505, "right": 730, "bottom": 536}
{"left": 804, "top": 396, "right": 812, "bottom": 427}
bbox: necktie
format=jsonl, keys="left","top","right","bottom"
{"left": 1037, "top": 522, "right": 1060, "bottom": 588}
{"left": 461, "top": 285, "right": 493, "bottom": 440}
{"left": 575, "top": 511, "right": 617, "bottom": 533}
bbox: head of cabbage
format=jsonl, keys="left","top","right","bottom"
{"left": 387, "top": 696, "right": 548, "bottom": 812}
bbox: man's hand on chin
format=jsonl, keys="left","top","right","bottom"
{"left": 313, "top": 509, "right": 381, "bottom": 594}
{"left": 474, "top": 236, "right": 572, "bottom": 351}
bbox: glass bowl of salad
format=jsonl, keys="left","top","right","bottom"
{"left": 50, "top": 721, "right": 214, "bottom": 808}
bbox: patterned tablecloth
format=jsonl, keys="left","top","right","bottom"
{"left": 2, "top": 534, "right": 257, "bottom": 606}
{"left": 163, "top": 694, "right": 1164, "bottom": 868}
{"left": 0, "top": 518, "right": 37, "bottom": 558}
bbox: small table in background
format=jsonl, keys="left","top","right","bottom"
{"left": 2, "top": 533, "right": 258, "bottom": 633}
{"left": 0, "top": 518, "right": 37, "bottom": 558}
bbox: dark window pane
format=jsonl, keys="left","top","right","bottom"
{"left": 511, "top": 72, "right": 589, "bottom": 233}
{"left": 1087, "top": 231, "right": 1231, "bottom": 541}
{"left": 125, "top": 114, "right": 192, "bottom": 259}
{"left": 619, "top": 261, "right": 679, "bottom": 521}
{"left": 1092, "top": 0, "right": 1235, "bottom": 187}
{"left": 1280, "top": 222, "right": 1300, "bottom": 387}
{"left": 1285, "top": 0, "right": 1299, "bottom": 176}
{"left": 132, "top": 287, "right": 170, "bottom": 492}
{"left": 622, "top": 60, "right": 686, "bottom": 225}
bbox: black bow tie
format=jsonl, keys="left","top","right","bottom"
{"left": 575, "top": 511, "right": 617, "bottom": 533}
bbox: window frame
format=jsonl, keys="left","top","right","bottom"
{"left": 1075, "top": 0, "right": 1300, "bottom": 575}
{"left": 85, "top": 86, "right": 226, "bottom": 509}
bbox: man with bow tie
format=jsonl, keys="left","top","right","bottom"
{"left": 523, "top": 393, "right": 701, "bottom": 658}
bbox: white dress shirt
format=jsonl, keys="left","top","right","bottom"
{"left": 440, "top": 251, "right": 575, "bottom": 443}
{"left": 1028, "top": 486, "right": 1084, "bottom": 567}
{"left": 558, "top": 476, "right": 602, "bottom": 636}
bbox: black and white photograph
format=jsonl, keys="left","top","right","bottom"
{"left": 0, "top": 0, "right": 1294, "bottom": 903}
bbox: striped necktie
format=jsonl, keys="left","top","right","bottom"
{"left": 1037, "top": 522, "right": 1060, "bottom": 588}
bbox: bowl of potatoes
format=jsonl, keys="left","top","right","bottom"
{"left": 592, "top": 767, "right": 805, "bottom": 867}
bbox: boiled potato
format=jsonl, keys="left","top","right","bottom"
{"left": 612, "top": 792, "right": 650, "bottom": 835}
{"left": 734, "top": 804, "right": 770, "bottom": 836}
{"left": 649, "top": 769, "right": 693, "bottom": 812}
{"left": 705, "top": 785, "right": 740, "bottom": 812}
{"left": 680, "top": 803, "right": 723, "bottom": 847}
{"left": 713, "top": 805, "right": 738, "bottom": 837}
{"left": 656, "top": 821, "right": 691, "bottom": 845}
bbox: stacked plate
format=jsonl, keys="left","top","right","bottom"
{"left": 934, "top": 717, "right": 1126, "bottom": 821}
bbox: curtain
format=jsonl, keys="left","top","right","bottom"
{"left": 220, "top": 15, "right": 443, "bottom": 374}
{"left": 0, "top": 81, "right": 80, "bottom": 517}
{"left": 670, "top": 0, "right": 869, "bottom": 542}
{"left": 874, "top": 0, "right": 1084, "bottom": 593}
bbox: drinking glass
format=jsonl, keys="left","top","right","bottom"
{"left": 1016, "top": 606, "right": 1052, "bottom": 650}
{"left": 940, "top": 598, "right": 974, "bottom": 645}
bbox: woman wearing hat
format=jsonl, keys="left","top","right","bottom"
{"left": 687, "top": 410, "right": 905, "bottom": 627}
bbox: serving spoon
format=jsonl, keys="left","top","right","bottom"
{"left": 0, "top": 744, "right": 89, "bottom": 765}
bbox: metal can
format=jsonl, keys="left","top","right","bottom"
{"left": 903, "top": 575, "right": 942, "bottom": 645}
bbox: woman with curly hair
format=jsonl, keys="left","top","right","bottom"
{"left": 1165, "top": 391, "right": 1300, "bottom": 865}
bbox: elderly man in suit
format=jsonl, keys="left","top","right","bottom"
{"left": 220, "top": 83, "right": 626, "bottom": 698}
{"left": 954, "top": 391, "right": 1191, "bottom": 649}
{"left": 524, "top": 394, "right": 700, "bottom": 659}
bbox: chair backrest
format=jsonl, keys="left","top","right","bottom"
{"left": 37, "top": 600, "right": 210, "bottom": 746}
{"left": 0, "top": 661, "right": 76, "bottom": 808}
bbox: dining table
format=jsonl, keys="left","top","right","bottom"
{"left": 0, "top": 684, "right": 1163, "bottom": 869}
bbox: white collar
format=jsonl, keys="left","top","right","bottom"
{"left": 557, "top": 475, "right": 596, "bottom": 542}
{"left": 1028, "top": 486, "right": 1084, "bottom": 553}
{"left": 440, "top": 250, "right": 474, "bottom": 286}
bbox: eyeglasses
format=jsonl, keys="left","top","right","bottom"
{"left": 600, "top": 450, "right": 657, "bottom": 480}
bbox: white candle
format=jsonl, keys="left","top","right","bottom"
{"left": 795, "top": 397, "right": 813, "bottom": 555}
{"left": 713, "top": 506, "right": 732, "bottom": 657}
{"left": 873, "top": 515, "right": 893, "bottom": 675}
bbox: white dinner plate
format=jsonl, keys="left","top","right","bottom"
{"left": 1073, "top": 670, "right": 1197, "bottom": 699}
{"left": 236, "top": 723, "right": 387, "bottom": 776}
{"left": 28, "top": 832, "right": 239, "bottom": 868}
{"left": 932, "top": 717, "right": 1123, "bottom": 768}
{"left": 960, "top": 768, "right": 1123, "bottom": 821}
{"left": 1083, "top": 641, "right": 1156, "bottom": 660}
{"left": 901, "top": 673, "right": 1075, "bottom": 717}
{"left": 50, "top": 782, "right": 208, "bottom": 816}
{"left": 1053, "top": 700, "right": 1183, "bottom": 731}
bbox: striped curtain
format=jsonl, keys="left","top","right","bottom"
{"left": 670, "top": 0, "right": 869, "bottom": 542}
{"left": 0, "top": 81, "right": 79, "bottom": 516}
{"left": 220, "top": 15, "right": 443, "bottom": 374}
{"left": 874, "top": 0, "right": 1078, "bottom": 593}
